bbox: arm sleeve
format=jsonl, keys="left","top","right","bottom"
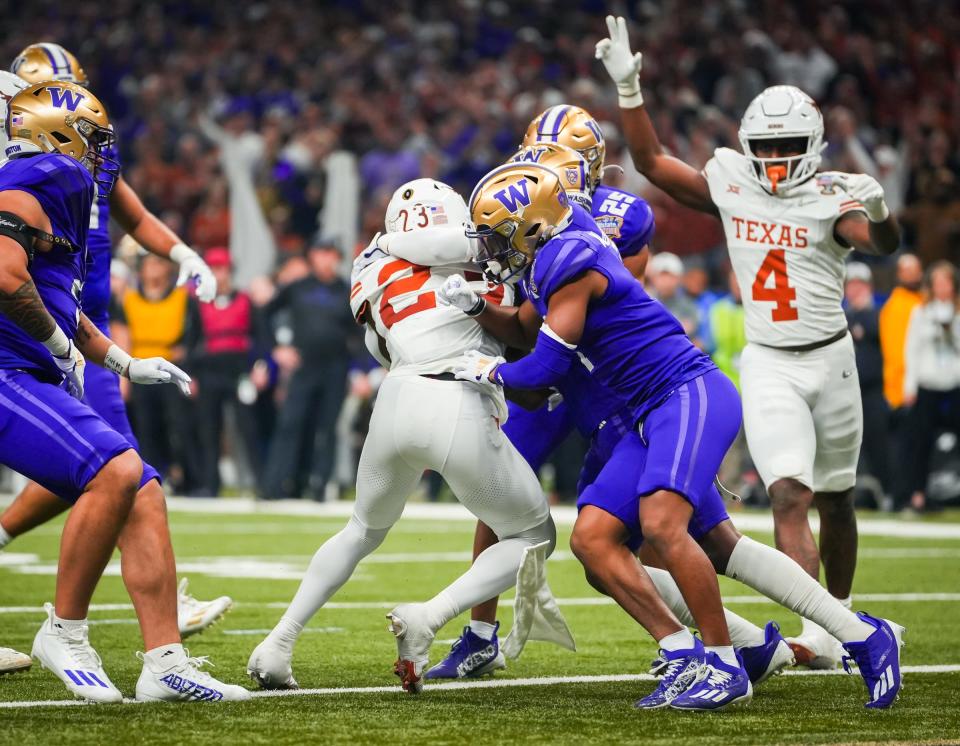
{"left": 386, "top": 226, "right": 474, "bottom": 266}
{"left": 494, "top": 324, "right": 578, "bottom": 390}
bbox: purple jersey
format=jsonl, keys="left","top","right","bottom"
{"left": 591, "top": 184, "right": 654, "bottom": 258}
{"left": 0, "top": 153, "right": 93, "bottom": 382}
{"left": 521, "top": 211, "right": 714, "bottom": 424}
{"left": 82, "top": 141, "right": 117, "bottom": 328}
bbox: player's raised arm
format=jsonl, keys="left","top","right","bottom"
{"left": 110, "top": 177, "right": 218, "bottom": 302}
{"left": 827, "top": 173, "right": 901, "bottom": 255}
{"left": 0, "top": 190, "right": 85, "bottom": 397}
{"left": 596, "top": 15, "right": 716, "bottom": 214}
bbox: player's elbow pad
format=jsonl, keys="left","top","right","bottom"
{"left": 494, "top": 326, "right": 577, "bottom": 390}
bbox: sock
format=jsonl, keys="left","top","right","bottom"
{"left": 646, "top": 566, "right": 766, "bottom": 649}
{"left": 800, "top": 616, "right": 829, "bottom": 638}
{"left": 0, "top": 522, "right": 11, "bottom": 549}
{"left": 706, "top": 645, "right": 739, "bottom": 667}
{"left": 53, "top": 613, "right": 86, "bottom": 632}
{"left": 725, "top": 536, "right": 874, "bottom": 643}
{"left": 469, "top": 620, "right": 498, "bottom": 641}
{"left": 658, "top": 628, "right": 696, "bottom": 652}
{"left": 284, "top": 515, "right": 389, "bottom": 627}
{"left": 268, "top": 616, "right": 304, "bottom": 651}
{"left": 143, "top": 642, "right": 185, "bottom": 669}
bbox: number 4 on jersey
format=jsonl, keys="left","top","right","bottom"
{"left": 751, "top": 249, "right": 798, "bottom": 322}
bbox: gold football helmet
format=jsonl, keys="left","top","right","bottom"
{"left": 6, "top": 81, "right": 118, "bottom": 191}
{"left": 467, "top": 162, "right": 573, "bottom": 284}
{"left": 11, "top": 43, "right": 88, "bottom": 87}
{"left": 510, "top": 142, "right": 591, "bottom": 209}
{"left": 523, "top": 105, "right": 606, "bottom": 194}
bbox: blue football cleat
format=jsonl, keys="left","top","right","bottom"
{"left": 669, "top": 651, "right": 753, "bottom": 711}
{"left": 739, "top": 621, "right": 795, "bottom": 685}
{"left": 424, "top": 623, "right": 505, "bottom": 680}
{"left": 634, "top": 639, "right": 705, "bottom": 709}
{"left": 841, "top": 612, "right": 905, "bottom": 709}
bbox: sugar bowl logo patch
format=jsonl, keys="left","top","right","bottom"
{"left": 595, "top": 214, "right": 624, "bottom": 240}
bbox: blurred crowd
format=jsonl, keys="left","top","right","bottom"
{"left": 1, "top": 0, "right": 958, "bottom": 507}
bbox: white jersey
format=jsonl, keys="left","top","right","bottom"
{"left": 703, "top": 147, "right": 867, "bottom": 348}
{"left": 350, "top": 250, "right": 512, "bottom": 378}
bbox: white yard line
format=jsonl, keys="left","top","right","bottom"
{"left": 1, "top": 591, "right": 959, "bottom": 616}
{"left": 2, "top": 664, "right": 958, "bottom": 709}
{"left": 3, "top": 494, "right": 960, "bottom": 539}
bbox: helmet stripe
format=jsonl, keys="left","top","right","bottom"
{"left": 39, "top": 44, "right": 69, "bottom": 75}
{"left": 538, "top": 105, "right": 569, "bottom": 143}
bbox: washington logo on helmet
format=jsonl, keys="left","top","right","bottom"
{"left": 47, "top": 87, "right": 84, "bottom": 112}
{"left": 493, "top": 180, "right": 531, "bottom": 212}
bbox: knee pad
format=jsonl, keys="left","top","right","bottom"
{"left": 344, "top": 514, "right": 390, "bottom": 553}
{"left": 508, "top": 515, "right": 557, "bottom": 557}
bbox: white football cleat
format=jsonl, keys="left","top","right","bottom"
{"left": 247, "top": 637, "right": 299, "bottom": 690}
{"left": 0, "top": 647, "right": 32, "bottom": 675}
{"left": 785, "top": 629, "right": 845, "bottom": 669}
{"left": 31, "top": 603, "right": 122, "bottom": 703}
{"left": 177, "top": 578, "right": 233, "bottom": 638}
{"left": 387, "top": 603, "right": 436, "bottom": 694}
{"left": 136, "top": 647, "right": 251, "bottom": 702}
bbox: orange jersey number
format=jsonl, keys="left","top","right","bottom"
{"left": 751, "top": 249, "right": 798, "bottom": 322}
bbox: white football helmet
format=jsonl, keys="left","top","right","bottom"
{"left": 738, "top": 85, "right": 825, "bottom": 195}
{"left": 0, "top": 71, "right": 28, "bottom": 155}
{"left": 385, "top": 178, "right": 470, "bottom": 233}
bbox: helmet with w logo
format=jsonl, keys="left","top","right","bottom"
{"left": 467, "top": 162, "right": 573, "bottom": 284}
{"left": 510, "top": 142, "right": 591, "bottom": 209}
{"left": 523, "top": 105, "right": 606, "bottom": 194}
{"left": 6, "top": 81, "right": 118, "bottom": 192}
{"left": 11, "top": 43, "right": 88, "bottom": 87}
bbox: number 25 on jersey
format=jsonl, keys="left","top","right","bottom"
{"left": 751, "top": 249, "right": 798, "bottom": 322}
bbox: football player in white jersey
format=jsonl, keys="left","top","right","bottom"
{"left": 596, "top": 16, "right": 900, "bottom": 668}
{"left": 247, "top": 179, "right": 560, "bottom": 694}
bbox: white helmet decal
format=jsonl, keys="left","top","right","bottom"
{"left": 385, "top": 178, "right": 470, "bottom": 233}
{"left": 738, "top": 85, "right": 825, "bottom": 195}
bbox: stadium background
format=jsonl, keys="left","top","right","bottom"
{"left": 1, "top": 0, "right": 957, "bottom": 509}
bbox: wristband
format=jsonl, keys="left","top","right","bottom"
{"left": 41, "top": 325, "right": 71, "bottom": 358}
{"left": 618, "top": 86, "right": 644, "bottom": 109}
{"left": 465, "top": 296, "right": 487, "bottom": 317}
{"left": 169, "top": 242, "right": 199, "bottom": 264}
{"left": 104, "top": 343, "right": 132, "bottom": 377}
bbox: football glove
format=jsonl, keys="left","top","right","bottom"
{"left": 453, "top": 350, "right": 504, "bottom": 391}
{"left": 438, "top": 274, "right": 485, "bottom": 316}
{"left": 595, "top": 15, "right": 644, "bottom": 107}
{"left": 52, "top": 339, "right": 86, "bottom": 400}
{"left": 171, "top": 243, "right": 218, "bottom": 303}
{"left": 825, "top": 172, "right": 890, "bottom": 222}
{"left": 128, "top": 357, "right": 192, "bottom": 396}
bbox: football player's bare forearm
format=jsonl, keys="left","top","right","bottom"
{"left": 476, "top": 304, "right": 538, "bottom": 350}
{"left": 111, "top": 179, "right": 179, "bottom": 256}
{"left": 866, "top": 217, "right": 900, "bottom": 256}
{"left": 75, "top": 313, "right": 113, "bottom": 365}
{"left": 0, "top": 277, "right": 57, "bottom": 341}
{"left": 621, "top": 107, "right": 716, "bottom": 214}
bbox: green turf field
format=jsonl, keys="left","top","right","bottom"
{"left": 2, "top": 501, "right": 959, "bottom": 745}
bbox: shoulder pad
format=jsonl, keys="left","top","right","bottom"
{"left": 529, "top": 231, "right": 602, "bottom": 301}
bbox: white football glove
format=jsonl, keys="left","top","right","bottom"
{"left": 438, "top": 274, "right": 485, "bottom": 316}
{"left": 595, "top": 15, "right": 644, "bottom": 107}
{"left": 128, "top": 357, "right": 192, "bottom": 396}
{"left": 453, "top": 350, "right": 505, "bottom": 392}
{"left": 826, "top": 172, "right": 890, "bottom": 222}
{"left": 171, "top": 243, "right": 218, "bottom": 303}
{"left": 52, "top": 340, "right": 86, "bottom": 400}
{"left": 354, "top": 232, "right": 390, "bottom": 274}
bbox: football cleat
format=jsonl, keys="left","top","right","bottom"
{"left": 246, "top": 636, "right": 299, "bottom": 690}
{"left": 136, "top": 647, "right": 251, "bottom": 702}
{"left": 841, "top": 612, "right": 905, "bottom": 709}
{"left": 785, "top": 626, "right": 845, "bottom": 669}
{"left": 425, "top": 623, "right": 506, "bottom": 680}
{"left": 634, "top": 639, "right": 705, "bottom": 709}
{"left": 387, "top": 603, "right": 436, "bottom": 694}
{"left": 0, "top": 647, "right": 32, "bottom": 675}
{"left": 739, "top": 621, "right": 795, "bottom": 685}
{"left": 31, "top": 602, "right": 122, "bottom": 703}
{"left": 669, "top": 651, "right": 753, "bottom": 711}
{"left": 177, "top": 578, "right": 233, "bottom": 638}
